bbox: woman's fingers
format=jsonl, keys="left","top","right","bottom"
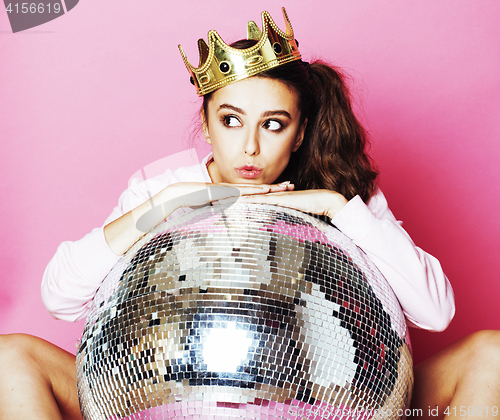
{"left": 242, "top": 182, "right": 294, "bottom": 195}
{"left": 239, "top": 191, "right": 292, "bottom": 205}
{"left": 163, "top": 182, "right": 295, "bottom": 212}
{"left": 209, "top": 182, "right": 294, "bottom": 199}
{"left": 208, "top": 183, "right": 295, "bottom": 207}
{"left": 212, "top": 196, "right": 240, "bottom": 206}
{"left": 207, "top": 184, "right": 268, "bottom": 202}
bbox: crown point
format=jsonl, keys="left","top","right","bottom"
{"left": 247, "top": 21, "right": 262, "bottom": 40}
{"left": 197, "top": 39, "right": 210, "bottom": 67}
{"left": 281, "top": 7, "right": 293, "bottom": 35}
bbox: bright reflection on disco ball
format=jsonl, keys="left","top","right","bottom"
{"left": 76, "top": 203, "right": 413, "bottom": 420}
{"left": 203, "top": 322, "right": 254, "bottom": 373}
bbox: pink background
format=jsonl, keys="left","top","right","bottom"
{"left": 1, "top": 1, "right": 499, "bottom": 365}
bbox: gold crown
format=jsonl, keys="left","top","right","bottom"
{"left": 178, "top": 8, "right": 301, "bottom": 96}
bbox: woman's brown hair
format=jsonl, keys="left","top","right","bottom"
{"left": 203, "top": 39, "right": 378, "bottom": 203}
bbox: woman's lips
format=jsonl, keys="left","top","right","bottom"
{"left": 235, "top": 165, "right": 263, "bottom": 179}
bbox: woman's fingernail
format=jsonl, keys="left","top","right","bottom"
{"left": 279, "top": 181, "right": 290, "bottom": 185}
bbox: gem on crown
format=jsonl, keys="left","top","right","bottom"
{"left": 178, "top": 8, "right": 302, "bottom": 96}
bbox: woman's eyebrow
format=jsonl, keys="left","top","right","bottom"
{"left": 262, "top": 110, "right": 291, "bottom": 119}
{"left": 218, "top": 104, "right": 245, "bottom": 114}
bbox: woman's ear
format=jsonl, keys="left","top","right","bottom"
{"left": 293, "top": 118, "right": 308, "bottom": 152}
{"left": 201, "top": 109, "right": 211, "bottom": 145}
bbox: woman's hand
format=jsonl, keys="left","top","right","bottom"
{"left": 164, "top": 181, "right": 294, "bottom": 209}
{"left": 234, "top": 188, "right": 348, "bottom": 220}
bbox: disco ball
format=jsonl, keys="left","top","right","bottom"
{"left": 76, "top": 203, "right": 413, "bottom": 420}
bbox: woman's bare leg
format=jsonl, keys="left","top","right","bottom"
{"left": 409, "top": 330, "right": 500, "bottom": 419}
{"left": 0, "top": 334, "right": 82, "bottom": 420}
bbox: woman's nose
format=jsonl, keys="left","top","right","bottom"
{"left": 244, "top": 128, "right": 260, "bottom": 156}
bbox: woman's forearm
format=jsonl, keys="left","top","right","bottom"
{"left": 103, "top": 184, "right": 182, "bottom": 256}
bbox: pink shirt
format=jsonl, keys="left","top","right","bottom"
{"left": 41, "top": 155, "right": 455, "bottom": 331}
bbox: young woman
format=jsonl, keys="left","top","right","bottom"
{"left": 0, "top": 9, "right": 498, "bottom": 420}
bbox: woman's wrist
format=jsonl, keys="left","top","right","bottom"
{"left": 326, "top": 191, "right": 349, "bottom": 220}
{"left": 104, "top": 184, "right": 181, "bottom": 256}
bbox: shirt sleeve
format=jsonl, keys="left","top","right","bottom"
{"left": 331, "top": 188, "right": 455, "bottom": 331}
{"left": 41, "top": 178, "right": 155, "bottom": 322}
{"left": 41, "top": 163, "right": 210, "bottom": 322}
{"left": 41, "top": 228, "right": 121, "bottom": 322}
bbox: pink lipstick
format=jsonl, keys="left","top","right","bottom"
{"left": 235, "top": 165, "right": 263, "bottom": 179}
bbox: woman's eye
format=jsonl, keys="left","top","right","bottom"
{"left": 263, "top": 119, "right": 283, "bottom": 131}
{"left": 222, "top": 115, "right": 241, "bottom": 127}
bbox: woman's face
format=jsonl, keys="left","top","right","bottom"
{"left": 203, "top": 77, "right": 306, "bottom": 185}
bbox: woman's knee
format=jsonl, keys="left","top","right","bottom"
{"left": 0, "top": 333, "right": 48, "bottom": 371}
{"left": 459, "top": 330, "right": 500, "bottom": 369}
